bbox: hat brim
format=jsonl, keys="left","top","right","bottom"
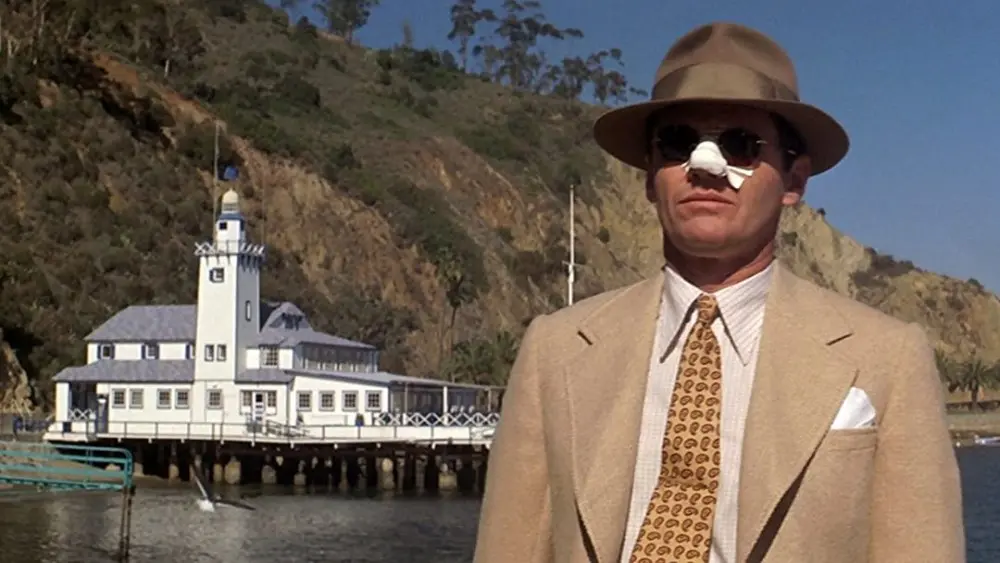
{"left": 592, "top": 98, "right": 849, "bottom": 176}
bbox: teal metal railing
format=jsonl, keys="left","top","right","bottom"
{"left": 0, "top": 441, "right": 137, "bottom": 559}
{"left": 0, "top": 441, "right": 133, "bottom": 491}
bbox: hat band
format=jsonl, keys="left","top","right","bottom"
{"left": 652, "top": 63, "right": 799, "bottom": 103}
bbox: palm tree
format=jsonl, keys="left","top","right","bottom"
{"left": 442, "top": 330, "right": 519, "bottom": 386}
{"left": 935, "top": 349, "right": 954, "bottom": 382}
{"left": 944, "top": 355, "right": 1000, "bottom": 411}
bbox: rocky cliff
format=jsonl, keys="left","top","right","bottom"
{"left": 778, "top": 205, "right": 1000, "bottom": 362}
{"left": 0, "top": 0, "right": 996, "bottom": 408}
{"left": 0, "top": 332, "right": 32, "bottom": 414}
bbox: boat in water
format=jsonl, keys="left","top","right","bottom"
{"left": 972, "top": 436, "right": 1000, "bottom": 446}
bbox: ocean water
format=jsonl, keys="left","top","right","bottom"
{"left": 0, "top": 447, "right": 996, "bottom": 562}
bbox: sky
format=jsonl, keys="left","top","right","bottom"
{"left": 276, "top": 0, "right": 1000, "bottom": 292}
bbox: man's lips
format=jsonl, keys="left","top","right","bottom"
{"left": 679, "top": 192, "right": 733, "bottom": 205}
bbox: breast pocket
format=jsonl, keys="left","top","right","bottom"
{"left": 776, "top": 427, "right": 877, "bottom": 561}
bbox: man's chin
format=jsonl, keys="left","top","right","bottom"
{"left": 681, "top": 246, "right": 733, "bottom": 260}
{"left": 669, "top": 231, "right": 733, "bottom": 258}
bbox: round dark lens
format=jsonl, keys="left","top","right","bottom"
{"left": 717, "top": 128, "right": 762, "bottom": 167}
{"left": 655, "top": 125, "right": 700, "bottom": 162}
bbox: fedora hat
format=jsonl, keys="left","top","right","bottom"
{"left": 593, "top": 22, "right": 849, "bottom": 176}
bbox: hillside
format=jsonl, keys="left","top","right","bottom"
{"left": 0, "top": 0, "right": 997, "bottom": 409}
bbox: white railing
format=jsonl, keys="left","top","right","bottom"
{"left": 194, "top": 241, "right": 265, "bottom": 257}
{"left": 375, "top": 412, "right": 500, "bottom": 427}
{"left": 69, "top": 409, "right": 96, "bottom": 422}
{"left": 44, "top": 412, "right": 501, "bottom": 446}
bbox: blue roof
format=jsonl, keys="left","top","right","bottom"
{"left": 52, "top": 362, "right": 489, "bottom": 389}
{"left": 310, "top": 370, "right": 491, "bottom": 390}
{"left": 84, "top": 301, "right": 373, "bottom": 349}
{"left": 256, "top": 302, "right": 373, "bottom": 349}
{"left": 53, "top": 360, "right": 195, "bottom": 383}
{"left": 235, "top": 368, "right": 290, "bottom": 384}
{"left": 85, "top": 305, "right": 196, "bottom": 342}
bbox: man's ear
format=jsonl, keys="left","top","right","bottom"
{"left": 782, "top": 154, "right": 810, "bottom": 206}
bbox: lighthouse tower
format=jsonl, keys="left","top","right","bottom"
{"left": 193, "top": 189, "right": 265, "bottom": 388}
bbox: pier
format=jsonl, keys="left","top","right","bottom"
{"left": 43, "top": 411, "right": 497, "bottom": 494}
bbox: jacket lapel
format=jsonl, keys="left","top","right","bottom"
{"left": 736, "top": 264, "right": 857, "bottom": 561}
{"left": 565, "top": 272, "right": 664, "bottom": 563}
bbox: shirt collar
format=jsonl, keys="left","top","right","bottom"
{"left": 658, "top": 261, "right": 775, "bottom": 365}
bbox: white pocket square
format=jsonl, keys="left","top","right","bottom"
{"left": 830, "top": 387, "right": 877, "bottom": 430}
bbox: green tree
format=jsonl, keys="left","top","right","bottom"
{"left": 446, "top": 0, "right": 495, "bottom": 72}
{"left": 458, "top": 0, "right": 646, "bottom": 103}
{"left": 312, "top": 0, "right": 381, "bottom": 44}
{"left": 941, "top": 354, "right": 1000, "bottom": 411}
{"left": 152, "top": 6, "right": 205, "bottom": 79}
{"left": 442, "top": 330, "right": 520, "bottom": 385}
{"left": 489, "top": 0, "right": 559, "bottom": 90}
{"left": 545, "top": 55, "right": 589, "bottom": 98}
{"left": 281, "top": 0, "right": 380, "bottom": 44}
{"left": 443, "top": 271, "right": 478, "bottom": 355}
{"left": 587, "top": 48, "right": 629, "bottom": 104}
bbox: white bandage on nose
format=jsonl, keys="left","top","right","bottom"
{"left": 682, "top": 141, "right": 754, "bottom": 190}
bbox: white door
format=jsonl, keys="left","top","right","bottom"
{"left": 253, "top": 392, "right": 265, "bottom": 421}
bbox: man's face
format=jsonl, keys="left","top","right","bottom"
{"left": 646, "top": 103, "right": 809, "bottom": 261}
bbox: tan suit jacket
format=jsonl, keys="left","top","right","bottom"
{"left": 474, "top": 263, "right": 965, "bottom": 563}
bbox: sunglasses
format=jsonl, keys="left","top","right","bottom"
{"left": 652, "top": 125, "right": 767, "bottom": 168}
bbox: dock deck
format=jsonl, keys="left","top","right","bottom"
{"left": 43, "top": 412, "right": 499, "bottom": 446}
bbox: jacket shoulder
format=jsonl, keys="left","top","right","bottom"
{"left": 788, "top": 269, "right": 919, "bottom": 336}
{"left": 533, "top": 277, "right": 652, "bottom": 328}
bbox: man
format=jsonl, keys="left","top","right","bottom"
{"left": 474, "top": 21, "right": 965, "bottom": 563}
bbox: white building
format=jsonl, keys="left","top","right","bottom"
{"left": 45, "top": 189, "right": 499, "bottom": 445}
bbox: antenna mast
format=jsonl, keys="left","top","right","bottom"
{"left": 566, "top": 184, "right": 576, "bottom": 307}
{"left": 212, "top": 121, "right": 220, "bottom": 222}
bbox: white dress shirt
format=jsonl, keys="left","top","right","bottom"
{"left": 619, "top": 263, "right": 774, "bottom": 563}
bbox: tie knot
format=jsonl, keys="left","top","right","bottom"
{"left": 694, "top": 294, "right": 719, "bottom": 324}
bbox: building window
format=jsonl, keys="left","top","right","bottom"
{"left": 111, "top": 389, "right": 126, "bottom": 408}
{"left": 129, "top": 389, "right": 143, "bottom": 409}
{"left": 282, "top": 314, "right": 302, "bottom": 330}
{"left": 142, "top": 343, "right": 159, "bottom": 360}
{"left": 175, "top": 389, "right": 190, "bottom": 409}
{"left": 204, "top": 345, "right": 214, "bottom": 361}
{"left": 266, "top": 391, "right": 277, "bottom": 408}
{"left": 209, "top": 268, "right": 224, "bottom": 283}
{"left": 98, "top": 344, "right": 115, "bottom": 360}
{"left": 217, "top": 345, "right": 227, "bottom": 362}
{"left": 157, "top": 389, "right": 171, "bottom": 409}
{"left": 319, "top": 392, "right": 335, "bottom": 410}
{"left": 241, "top": 391, "right": 252, "bottom": 408}
{"left": 343, "top": 391, "right": 358, "bottom": 411}
{"left": 245, "top": 300, "right": 252, "bottom": 322}
{"left": 207, "top": 389, "right": 223, "bottom": 409}
{"left": 297, "top": 391, "right": 312, "bottom": 411}
{"left": 365, "top": 391, "right": 381, "bottom": 411}
{"left": 261, "top": 346, "right": 279, "bottom": 367}
{"left": 185, "top": 343, "right": 194, "bottom": 359}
